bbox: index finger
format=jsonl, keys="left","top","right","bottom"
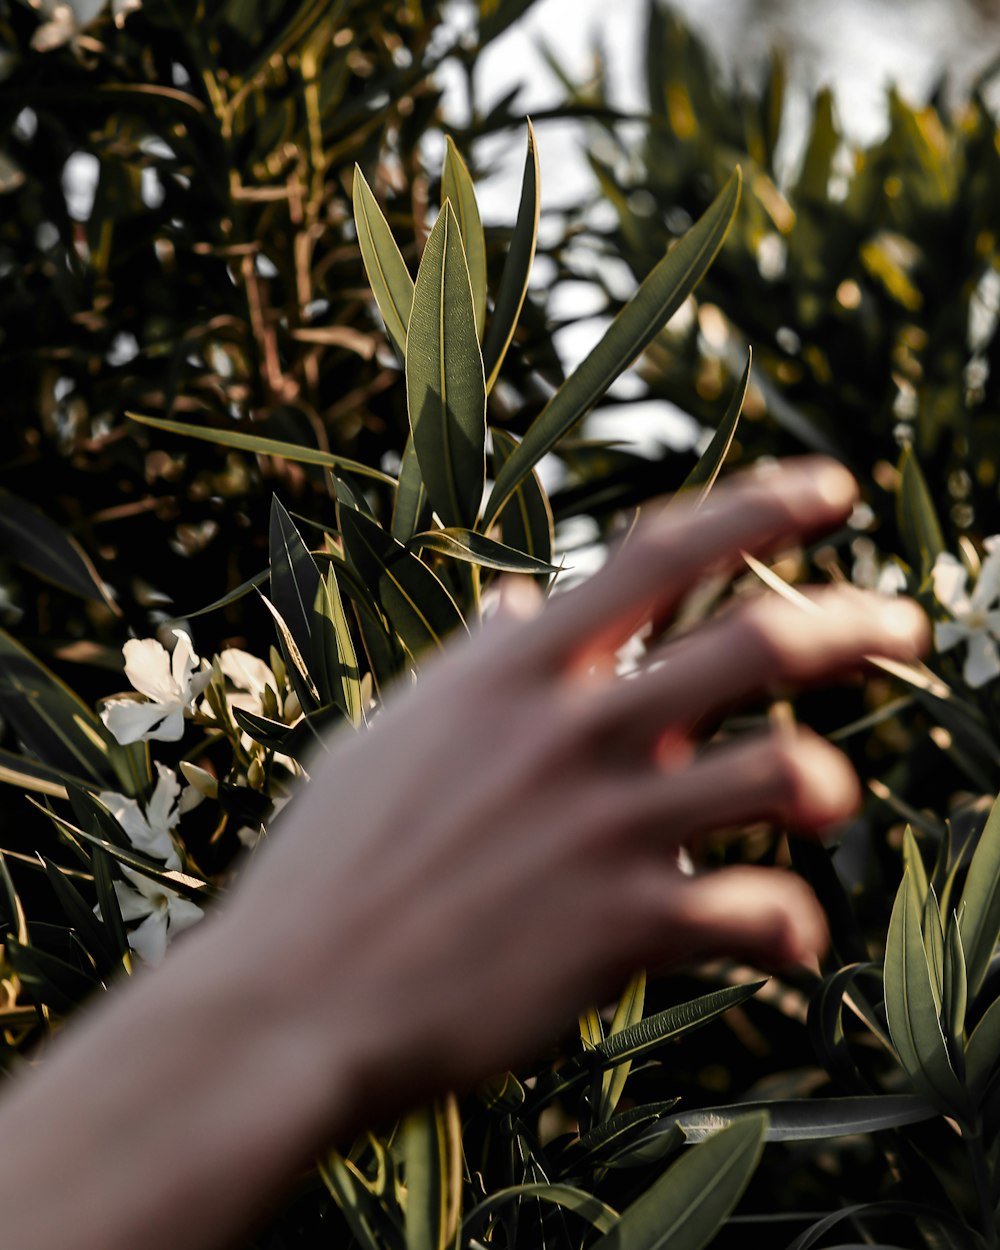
{"left": 528, "top": 456, "right": 859, "bottom": 671}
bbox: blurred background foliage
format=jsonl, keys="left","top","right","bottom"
{"left": 8, "top": 0, "right": 1000, "bottom": 1245}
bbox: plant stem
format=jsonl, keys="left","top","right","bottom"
{"left": 966, "top": 1122, "right": 998, "bottom": 1249}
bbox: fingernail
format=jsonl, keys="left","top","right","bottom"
{"left": 812, "top": 462, "right": 858, "bottom": 510}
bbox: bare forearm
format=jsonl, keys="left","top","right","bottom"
{"left": 0, "top": 911, "right": 360, "bottom": 1250}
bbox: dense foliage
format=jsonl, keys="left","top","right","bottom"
{"left": 5, "top": 0, "right": 1000, "bottom": 1247}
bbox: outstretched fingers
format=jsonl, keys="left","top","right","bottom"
{"left": 524, "top": 456, "right": 859, "bottom": 672}
{"left": 596, "top": 584, "right": 929, "bottom": 748}
{"left": 618, "top": 724, "right": 861, "bottom": 849}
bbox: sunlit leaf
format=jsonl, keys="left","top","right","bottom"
{"left": 442, "top": 136, "right": 486, "bottom": 339}
{"left": 406, "top": 201, "right": 487, "bottom": 529}
{"left": 483, "top": 169, "right": 742, "bottom": 526}
{"left": 403, "top": 1095, "right": 463, "bottom": 1250}
{"left": 407, "top": 527, "right": 557, "bottom": 574}
{"left": 352, "top": 163, "right": 414, "bottom": 357}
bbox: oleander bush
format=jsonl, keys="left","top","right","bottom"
{"left": 5, "top": 0, "right": 1000, "bottom": 1246}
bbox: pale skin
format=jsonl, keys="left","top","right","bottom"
{"left": 0, "top": 457, "right": 929, "bottom": 1250}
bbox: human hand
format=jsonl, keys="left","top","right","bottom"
{"left": 225, "top": 456, "right": 929, "bottom": 1127}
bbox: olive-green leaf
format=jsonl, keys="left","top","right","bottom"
{"left": 391, "top": 435, "right": 431, "bottom": 543}
{"left": 403, "top": 1096, "right": 462, "bottom": 1250}
{"left": 560, "top": 1102, "right": 680, "bottom": 1175}
{"left": 678, "top": 351, "right": 749, "bottom": 503}
{"left": 896, "top": 445, "right": 945, "bottom": 576}
{"left": 463, "top": 1184, "right": 619, "bottom": 1240}
{"left": 312, "top": 566, "right": 363, "bottom": 726}
{"left": 965, "top": 993, "right": 1000, "bottom": 1099}
{"left": 482, "top": 119, "right": 540, "bottom": 390}
{"left": 352, "top": 163, "right": 414, "bottom": 358}
{"left": 319, "top": 1152, "right": 401, "bottom": 1250}
{"left": 599, "top": 969, "right": 647, "bottom": 1123}
{"left": 442, "top": 136, "right": 486, "bottom": 339}
{"left": 127, "top": 412, "right": 396, "bottom": 486}
{"left": 339, "top": 507, "right": 467, "bottom": 657}
{"left": 0, "top": 628, "right": 122, "bottom": 790}
{"left": 269, "top": 495, "right": 321, "bottom": 664}
{"left": 482, "top": 168, "right": 741, "bottom": 527}
{"left": 884, "top": 867, "right": 964, "bottom": 1112}
{"left": 407, "top": 528, "right": 557, "bottom": 574}
{"left": 942, "top": 909, "right": 967, "bottom": 1058}
{"left": 406, "top": 201, "right": 487, "bottom": 529}
{"left": 491, "top": 427, "right": 554, "bottom": 574}
{"left": 596, "top": 979, "right": 765, "bottom": 1070}
{"left": 588, "top": 1112, "right": 766, "bottom": 1250}
{"left": 0, "top": 490, "right": 115, "bottom": 609}
{"left": 902, "top": 824, "right": 929, "bottom": 904}
{"left": 958, "top": 789, "right": 1000, "bottom": 998}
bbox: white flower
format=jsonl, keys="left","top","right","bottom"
{"left": 113, "top": 867, "right": 203, "bottom": 965}
{"left": 217, "top": 648, "right": 281, "bottom": 719}
{"left": 851, "top": 539, "right": 907, "bottom": 596}
{"left": 932, "top": 538, "right": 1000, "bottom": 688}
{"left": 97, "top": 762, "right": 183, "bottom": 869}
{"left": 101, "top": 629, "right": 210, "bottom": 745}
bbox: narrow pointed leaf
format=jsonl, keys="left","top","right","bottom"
{"left": 442, "top": 136, "right": 486, "bottom": 338}
{"left": 41, "top": 857, "right": 118, "bottom": 972}
{"left": 884, "top": 868, "right": 964, "bottom": 1112}
{"left": 482, "top": 120, "right": 540, "bottom": 391}
{"left": 391, "top": 435, "right": 431, "bottom": 543}
{"left": 678, "top": 351, "right": 749, "bottom": 502}
{"left": 491, "top": 427, "right": 554, "bottom": 573}
{"left": 599, "top": 970, "right": 646, "bottom": 1122}
{"left": 0, "top": 490, "right": 114, "bottom": 609}
{"left": 312, "top": 567, "right": 363, "bottom": 726}
{"left": 483, "top": 169, "right": 742, "bottom": 526}
{"left": 352, "top": 164, "right": 414, "bottom": 357}
{"left": 902, "top": 824, "right": 929, "bottom": 904}
{"left": 320, "top": 1151, "right": 403, "bottom": 1250}
{"left": 92, "top": 845, "right": 130, "bottom": 964}
{"left": 897, "top": 445, "right": 945, "bottom": 576}
{"left": 965, "top": 993, "right": 1000, "bottom": 1098}
{"left": 942, "top": 911, "right": 968, "bottom": 1065}
{"left": 589, "top": 1112, "right": 766, "bottom": 1250}
{"left": 403, "top": 1095, "right": 463, "bottom": 1250}
{"left": 958, "top": 789, "right": 1000, "bottom": 998}
{"left": 406, "top": 202, "right": 487, "bottom": 528}
{"left": 560, "top": 1102, "right": 680, "bottom": 1176}
{"left": 463, "top": 1184, "right": 619, "bottom": 1240}
{"left": 407, "top": 528, "right": 557, "bottom": 574}
{"left": 269, "top": 496, "right": 321, "bottom": 664}
{"left": 340, "top": 507, "right": 467, "bottom": 657}
{"left": 127, "top": 412, "right": 396, "bottom": 485}
{"left": 258, "top": 592, "right": 320, "bottom": 707}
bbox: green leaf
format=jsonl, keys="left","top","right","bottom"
{"left": 491, "top": 427, "right": 554, "bottom": 575}
{"left": 258, "top": 592, "right": 320, "bottom": 709}
{"left": 5, "top": 937, "right": 99, "bottom": 1014}
{"left": 173, "top": 568, "right": 270, "bottom": 620}
{"left": 902, "top": 824, "right": 929, "bottom": 904}
{"left": 627, "top": 1096, "right": 936, "bottom": 1151}
{"left": 958, "top": 789, "right": 1000, "bottom": 999}
{"left": 406, "top": 528, "right": 557, "bottom": 574}
{"left": 406, "top": 201, "right": 487, "bottom": 529}
{"left": 91, "top": 845, "right": 130, "bottom": 966}
{"left": 942, "top": 909, "right": 967, "bottom": 1060}
{"left": 312, "top": 567, "right": 363, "bottom": 726}
{"left": 896, "top": 445, "right": 945, "bottom": 576}
{"left": 588, "top": 1113, "right": 766, "bottom": 1250}
{"left": 269, "top": 496, "right": 321, "bottom": 665}
{"left": 463, "top": 1184, "right": 619, "bottom": 1241}
{"left": 403, "top": 1096, "right": 463, "bottom": 1250}
{"left": 0, "top": 490, "right": 114, "bottom": 609}
{"left": 596, "top": 979, "right": 765, "bottom": 1070}
{"left": 482, "top": 168, "right": 742, "bottom": 527}
{"left": 319, "top": 1151, "right": 403, "bottom": 1250}
{"left": 339, "top": 508, "right": 467, "bottom": 658}
{"left": 677, "top": 352, "right": 749, "bottom": 502}
{"left": 126, "top": 412, "right": 396, "bottom": 485}
{"left": 482, "top": 120, "right": 540, "bottom": 390}
{"left": 0, "top": 850, "right": 28, "bottom": 944}
{"left": 352, "top": 164, "right": 414, "bottom": 357}
{"left": 922, "top": 887, "right": 945, "bottom": 1016}
{"left": 0, "top": 748, "right": 85, "bottom": 799}
{"left": 965, "top": 993, "right": 1000, "bottom": 1099}
{"left": 785, "top": 1200, "right": 973, "bottom": 1250}
{"left": 884, "top": 867, "right": 965, "bottom": 1113}
{"left": 559, "top": 1102, "right": 680, "bottom": 1176}
{"left": 598, "top": 970, "right": 647, "bottom": 1123}
{"left": 391, "top": 435, "right": 431, "bottom": 543}
{"left": 41, "top": 857, "right": 118, "bottom": 974}
{"left": 0, "top": 628, "right": 123, "bottom": 790}
{"left": 442, "top": 136, "right": 486, "bottom": 339}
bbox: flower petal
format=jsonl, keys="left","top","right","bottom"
{"left": 931, "top": 554, "right": 970, "bottom": 615}
{"left": 123, "top": 637, "right": 176, "bottom": 702}
{"left": 147, "top": 764, "right": 181, "bottom": 835}
{"left": 219, "top": 648, "right": 275, "bottom": 698}
{"left": 973, "top": 548, "right": 1000, "bottom": 613}
{"left": 167, "top": 897, "right": 204, "bottom": 935}
{"left": 934, "top": 620, "right": 971, "bottom": 654}
{"left": 101, "top": 698, "right": 185, "bottom": 745}
{"left": 128, "top": 911, "right": 169, "bottom": 964}
{"left": 965, "top": 632, "right": 1000, "bottom": 688}
{"left": 169, "top": 630, "right": 200, "bottom": 697}
{"left": 113, "top": 880, "right": 154, "bottom": 923}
